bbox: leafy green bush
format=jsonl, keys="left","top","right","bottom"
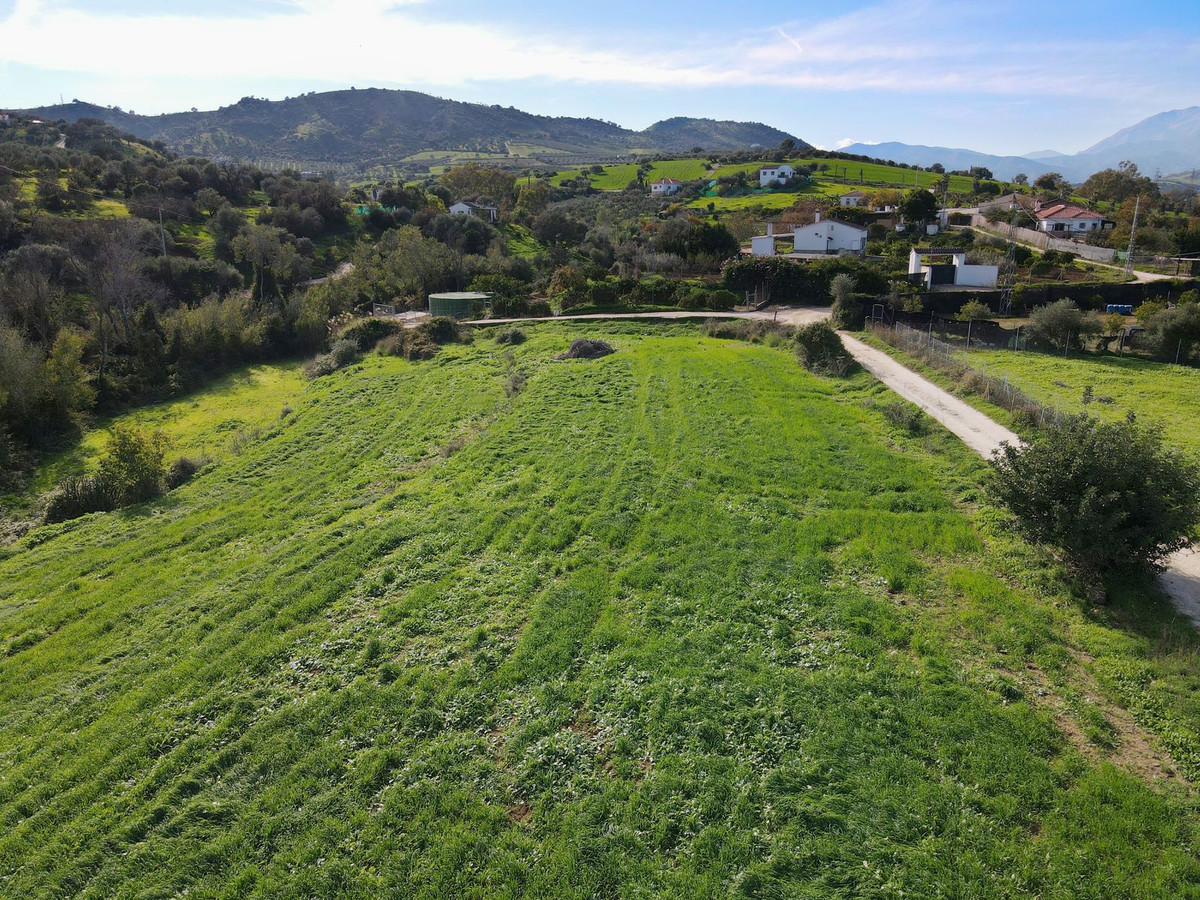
{"left": 794, "top": 322, "right": 854, "bottom": 376}
{"left": 44, "top": 426, "right": 169, "bottom": 522}
{"left": 304, "top": 338, "right": 360, "bottom": 378}
{"left": 988, "top": 414, "right": 1200, "bottom": 578}
{"left": 338, "top": 318, "right": 403, "bottom": 351}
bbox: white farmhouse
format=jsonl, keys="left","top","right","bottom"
{"left": 449, "top": 200, "right": 498, "bottom": 223}
{"left": 758, "top": 164, "right": 795, "bottom": 187}
{"left": 650, "top": 177, "right": 683, "bottom": 196}
{"left": 839, "top": 190, "right": 866, "bottom": 207}
{"left": 1034, "top": 202, "right": 1110, "bottom": 234}
{"left": 793, "top": 213, "right": 867, "bottom": 255}
{"left": 908, "top": 248, "right": 998, "bottom": 289}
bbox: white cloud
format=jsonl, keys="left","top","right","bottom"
{"left": 835, "top": 138, "right": 875, "bottom": 149}
{"left": 1, "top": 0, "right": 1195, "bottom": 112}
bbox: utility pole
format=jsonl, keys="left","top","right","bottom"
{"left": 998, "top": 202, "right": 1020, "bottom": 314}
{"left": 1123, "top": 195, "right": 1141, "bottom": 278}
{"left": 158, "top": 204, "right": 167, "bottom": 256}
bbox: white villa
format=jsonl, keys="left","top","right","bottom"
{"left": 793, "top": 213, "right": 867, "bottom": 254}
{"left": 758, "top": 164, "right": 795, "bottom": 187}
{"left": 839, "top": 190, "right": 866, "bottom": 207}
{"left": 650, "top": 177, "right": 684, "bottom": 196}
{"left": 1034, "top": 202, "right": 1110, "bottom": 234}
{"left": 448, "top": 200, "right": 498, "bottom": 223}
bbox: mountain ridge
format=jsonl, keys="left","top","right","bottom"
{"left": 15, "top": 89, "right": 806, "bottom": 172}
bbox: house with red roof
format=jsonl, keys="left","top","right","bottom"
{"left": 1034, "top": 201, "right": 1111, "bottom": 234}
{"left": 650, "top": 177, "right": 684, "bottom": 196}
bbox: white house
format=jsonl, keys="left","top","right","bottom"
{"left": 1034, "top": 202, "right": 1110, "bottom": 234}
{"left": 758, "top": 164, "right": 795, "bottom": 188}
{"left": 650, "top": 177, "right": 683, "bottom": 196}
{"left": 839, "top": 190, "right": 866, "bottom": 207}
{"left": 793, "top": 213, "right": 867, "bottom": 255}
{"left": 449, "top": 200, "right": 498, "bottom": 223}
{"left": 908, "top": 248, "right": 998, "bottom": 289}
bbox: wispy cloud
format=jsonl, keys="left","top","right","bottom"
{"left": 1, "top": 0, "right": 1195, "bottom": 112}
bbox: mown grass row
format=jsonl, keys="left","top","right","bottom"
{"left": 0, "top": 323, "right": 1197, "bottom": 898}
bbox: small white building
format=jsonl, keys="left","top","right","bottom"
{"left": 908, "top": 248, "right": 998, "bottom": 289}
{"left": 793, "top": 213, "right": 867, "bottom": 255}
{"left": 839, "top": 190, "right": 866, "bottom": 207}
{"left": 1034, "top": 202, "right": 1110, "bottom": 234}
{"left": 751, "top": 235, "right": 777, "bottom": 257}
{"left": 449, "top": 200, "right": 498, "bottom": 223}
{"left": 650, "top": 177, "right": 683, "bottom": 196}
{"left": 758, "top": 164, "right": 795, "bottom": 188}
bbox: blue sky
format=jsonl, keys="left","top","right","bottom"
{"left": 2, "top": 0, "right": 1198, "bottom": 155}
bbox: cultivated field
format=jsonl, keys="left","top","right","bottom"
{"left": 1, "top": 323, "right": 1197, "bottom": 898}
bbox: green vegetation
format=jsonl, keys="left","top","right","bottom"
{"left": 968, "top": 350, "right": 1200, "bottom": 456}
{"left": 2, "top": 323, "right": 1199, "bottom": 897}
{"left": 990, "top": 414, "right": 1200, "bottom": 576}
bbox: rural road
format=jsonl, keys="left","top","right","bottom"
{"left": 839, "top": 334, "right": 1021, "bottom": 458}
{"left": 454, "top": 306, "right": 1200, "bottom": 621}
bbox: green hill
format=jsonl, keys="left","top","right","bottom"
{"left": 1, "top": 322, "right": 1197, "bottom": 897}
{"left": 18, "top": 91, "right": 806, "bottom": 174}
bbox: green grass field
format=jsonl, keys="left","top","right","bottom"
{"left": 967, "top": 350, "right": 1200, "bottom": 457}
{"left": 1, "top": 323, "right": 1198, "bottom": 898}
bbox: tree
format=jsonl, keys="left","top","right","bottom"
{"left": 232, "top": 225, "right": 286, "bottom": 304}
{"left": 1013, "top": 173, "right": 1029, "bottom": 186}
{"left": 1079, "top": 161, "right": 1160, "bottom": 205}
{"left": 988, "top": 415, "right": 1200, "bottom": 578}
{"left": 900, "top": 189, "right": 938, "bottom": 224}
{"left": 829, "top": 273, "right": 863, "bottom": 329}
{"left": 1033, "top": 172, "right": 1069, "bottom": 196}
{"left": 1144, "top": 297, "right": 1200, "bottom": 362}
{"left": 956, "top": 299, "right": 991, "bottom": 322}
{"left": 1026, "top": 299, "right": 1098, "bottom": 352}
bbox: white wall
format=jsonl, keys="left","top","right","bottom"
{"left": 794, "top": 221, "right": 865, "bottom": 254}
{"left": 751, "top": 236, "right": 776, "bottom": 257}
{"left": 759, "top": 165, "right": 794, "bottom": 187}
{"left": 955, "top": 264, "right": 999, "bottom": 288}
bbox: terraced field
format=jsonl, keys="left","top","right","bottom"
{"left": 1, "top": 323, "right": 1197, "bottom": 898}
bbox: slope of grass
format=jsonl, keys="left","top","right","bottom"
{"left": 968, "top": 350, "right": 1200, "bottom": 457}
{"left": 1, "top": 323, "right": 1198, "bottom": 898}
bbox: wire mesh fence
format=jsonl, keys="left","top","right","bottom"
{"left": 869, "top": 321, "right": 1062, "bottom": 428}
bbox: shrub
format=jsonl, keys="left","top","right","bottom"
{"left": 329, "top": 338, "right": 360, "bottom": 368}
{"left": 166, "top": 454, "right": 212, "bottom": 490}
{"left": 98, "top": 425, "right": 169, "bottom": 505}
{"left": 988, "top": 414, "right": 1200, "bottom": 578}
{"left": 44, "top": 425, "right": 169, "bottom": 522}
{"left": 794, "top": 322, "right": 854, "bottom": 376}
{"left": 376, "top": 333, "right": 406, "bottom": 356}
{"left": 339, "top": 318, "right": 402, "bottom": 351}
{"left": 877, "top": 400, "right": 929, "bottom": 435}
{"left": 494, "top": 328, "right": 527, "bottom": 345}
{"left": 303, "top": 353, "right": 339, "bottom": 379}
{"left": 702, "top": 319, "right": 792, "bottom": 342}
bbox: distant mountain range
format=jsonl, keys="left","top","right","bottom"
{"left": 16, "top": 89, "right": 805, "bottom": 172}
{"left": 840, "top": 106, "right": 1200, "bottom": 183}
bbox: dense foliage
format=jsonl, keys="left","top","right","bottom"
{"left": 989, "top": 414, "right": 1200, "bottom": 576}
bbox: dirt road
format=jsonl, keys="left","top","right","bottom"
{"left": 839, "top": 334, "right": 1022, "bottom": 457}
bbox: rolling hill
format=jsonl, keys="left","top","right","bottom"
{"left": 17, "top": 89, "right": 805, "bottom": 172}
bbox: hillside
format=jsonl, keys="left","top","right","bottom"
{"left": 17, "top": 90, "right": 805, "bottom": 173}
{"left": 2, "top": 322, "right": 1198, "bottom": 897}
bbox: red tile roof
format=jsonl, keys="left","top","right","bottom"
{"left": 652, "top": 177, "right": 683, "bottom": 185}
{"left": 1035, "top": 203, "right": 1103, "bottom": 220}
